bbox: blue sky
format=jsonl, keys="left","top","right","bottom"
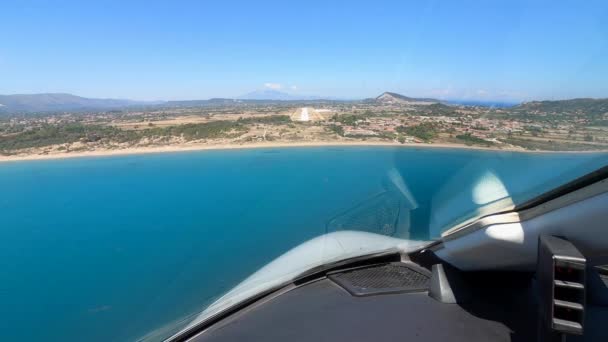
{"left": 1, "top": 0, "right": 607, "bottom": 101}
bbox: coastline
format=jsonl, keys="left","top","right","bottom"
{"left": 0, "top": 140, "right": 605, "bottom": 163}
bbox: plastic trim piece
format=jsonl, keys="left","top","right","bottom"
{"left": 428, "top": 264, "right": 456, "bottom": 303}
{"left": 428, "top": 264, "right": 471, "bottom": 304}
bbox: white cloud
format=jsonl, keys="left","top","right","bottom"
{"left": 264, "top": 83, "right": 283, "bottom": 90}
{"left": 290, "top": 85, "right": 298, "bottom": 90}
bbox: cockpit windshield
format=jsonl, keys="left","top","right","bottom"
{"left": 1, "top": 1, "right": 607, "bottom": 341}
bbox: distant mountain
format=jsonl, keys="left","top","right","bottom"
{"left": 514, "top": 98, "right": 608, "bottom": 116}
{"left": 238, "top": 89, "right": 324, "bottom": 101}
{"left": 374, "top": 92, "right": 440, "bottom": 105}
{"left": 165, "top": 98, "right": 240, "bottom": 107}
{"left": 0, "top": 93, "right": 153, "bottom": 113}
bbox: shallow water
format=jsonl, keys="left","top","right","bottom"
{"left": 0, "top": 146, "right": 605, "bottom": 341}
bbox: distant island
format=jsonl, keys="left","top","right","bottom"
{"left": 1, "top": 91, "right": 607, "bottom": 162}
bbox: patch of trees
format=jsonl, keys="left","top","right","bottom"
{"left": 330, "top": 113, "right": 371, "bottom": 126}
{"left": 0, "top": 115, "right": 304, "bottom": 153}
{"left": 499, "top": 137, "right": 601, "bottom": 151}
{"left": 0, "top": 123, "right": 134, "bottom": 151}
{"left": 0, "top": 120, "right": 249, "bottom": 152}
{"left": 417, "top": 104, "right": 461, "bottom": 117}
{"left": 156, "top": 121, "right": 245, "bottom": 140}
{"left": 327, "top": 124, "right": 344, "bottom": 136}
{"left": 237, "top": 115, "right": 291, "bottom": 125}
{"left": 456, "top": 133, "right": 493, "bottom": 146}
{"left": 395, "top": 122, "right": 438, "bottom": 141}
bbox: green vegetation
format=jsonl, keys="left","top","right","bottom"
{"left": 237, "top": 115, "right": 291, "bottom": 125}
{"left": 0, "top": 123, "right": 134, "bottom": 151}
{"left": 589, "top": 120, "right": 608, "bottom": 126}
{"left": 0, "top": 123, "right": 27, "bottom": 134}
{"left": 0, "top": 114, "right": 296, "bottom": 153}
{"left": 2, "top": 96, "right": 607, "bottom": 155}
{"left": 472, "top": 124, "right": 489, "bottom": 131}
{"left": 377, "top": 132, "right": 397, "bottom": 141}
{"left": 395, "top": 122, "right": 438, "bottom": 141}
{"left": 456, "top": 133, "right": 493, "bottom": 146}
{"left": 0, "top": 120, "right": 248, "bottom": 153}
{"left": 500, "top": 137, "right": 599, "bottom": 151}
{"left": 524, "top": 125, "right": 542, "bottom": 132}
{"left": 331, "top": 114, "right": 365, "bottom": 126}
{"left": 417, "top": 103, "right": 461, "bottom": 117}
{"left": 517, "top": 98, "right": 608, "bottom": 118}
{"left": 156, "top": 120, "right": 245, "bottom": 140}
{"left": 490, "top": 98, "right": 608, "bottom": 124}
{"left": 327, "top": 124, "right": 345, "bottom": 136}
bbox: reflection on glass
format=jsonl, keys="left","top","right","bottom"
{"left": 327, "top": 168, "right": 418, "bottom": 238}
{"left": 472, "top": 170, "right": 511, "bottom": 206}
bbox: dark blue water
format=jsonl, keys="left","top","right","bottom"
{"left": 0, "top": 147, "right": 605, "bottom": 341}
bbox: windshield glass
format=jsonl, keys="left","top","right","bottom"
{"left": 1, "top": 1, "right": 607, "bottom": 341}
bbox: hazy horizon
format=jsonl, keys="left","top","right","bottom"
{"left": 2, "top": 90, "right": 607, "bottom": 104}
{"left": 1, "top": 0, "right": 607, "bottom": 102}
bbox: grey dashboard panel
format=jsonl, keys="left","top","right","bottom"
{"left": 183, "top": 262, "right": 607, "bottom": 342}
{"left": 189, "top": 278, "right": 527, "bottom": 342}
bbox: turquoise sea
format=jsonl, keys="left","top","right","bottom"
{"left": 0, "top": 147, "right": 606, "bottom": 341}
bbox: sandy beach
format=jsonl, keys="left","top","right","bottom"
{"left": 1, "top": 140, "right": 604, "bottom": 164}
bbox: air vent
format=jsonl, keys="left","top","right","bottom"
{"left": 537, "top": 235, "right": 586, "bottom": 337}
{"left": 328, "top": 262, "right": 430, "bottom": 297}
